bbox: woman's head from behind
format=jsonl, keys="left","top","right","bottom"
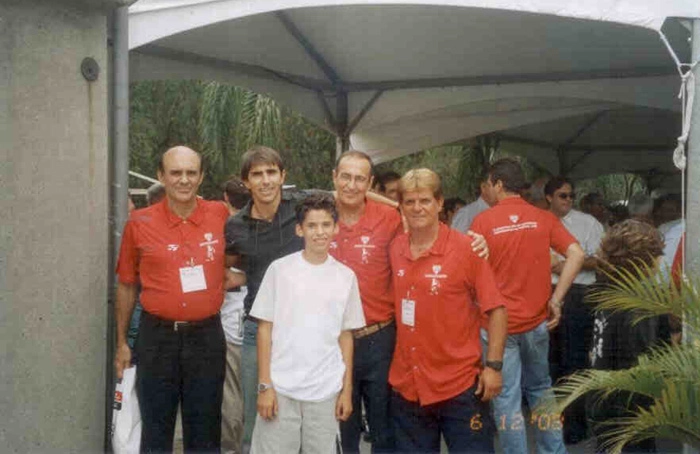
{"left": 598, "top": 219, "right": 664, "bottom": 276}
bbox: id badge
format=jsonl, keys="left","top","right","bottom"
{"left": 179, "top": 265, "right": 207, "bottom": 293}
{"left": 401, "top": 298, "right": 416, "bottom": 327}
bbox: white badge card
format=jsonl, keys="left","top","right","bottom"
{"left": 180, "top": 265, "right": 207, "bottom": 293}
{"left": 401, "top": 298, "right": 416, "bottom": 327}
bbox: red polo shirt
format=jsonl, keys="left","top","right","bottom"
{"left": 389, "top": 223, "right": 504, "bottom": 405}
{"left": 329, "top": 199, "right": 402, "bottom": 325}
{"left": 117, "top": 199, "right": 230, "bottom": 321}
{"left": 470, "top": 197, "right": 577, "bottom": 334}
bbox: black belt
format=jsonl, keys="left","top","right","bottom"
{"left": 142, "top": 311, "right": 220, "bottom": 332}
{"left": 227, "top": 286, "right": 242, "bottom": 293}
{"left": 353, "top": 319, "right": 394, "bottom": 339}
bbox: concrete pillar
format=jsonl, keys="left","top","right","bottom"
{"left": 0, "top": 0, "right": 125, "bottom": 450}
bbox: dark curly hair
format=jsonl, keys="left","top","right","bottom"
{"left": 598, "top": 219, "right": 664, "bottom": 275}
{"left": 295, "top": 193, "right": 338, "bottom": 224}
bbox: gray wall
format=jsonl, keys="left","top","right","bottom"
{"left": 0, "top": 1, "right": 113, "bottom": 451}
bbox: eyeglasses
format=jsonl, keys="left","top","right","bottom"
{"left": 557, "top": 192, "right": 576, "bottom": 200}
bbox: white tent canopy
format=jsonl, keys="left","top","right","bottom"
{"left": 128, "top": 0, "right": 700, "bottom": 187}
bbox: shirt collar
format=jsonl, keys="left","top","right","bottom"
{"left": 562, "top": 209, "right": 576, "bottom": 222}
{"left": 496, "top": 196, "right": 526, "bottom": 207}
{"left": 338, "top": 198, "right": 374, "bottom": 232}
{"left": 400, "top": 223, "right": 450, "bottom": 261}
{"left": 240, "top": 190, "right": 292, "bottom": 222}
{"left": 162, "top": 198, "right": 205, "bottom": 227}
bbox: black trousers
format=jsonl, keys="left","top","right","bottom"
{"left": 136, "top": 311, "right": 226, "bottom": 453}
{"left": 340, "top": 322, "right": 396, "bottom": 453}
{"left": 549, "top": 284, "right": 593, "bottom": 442}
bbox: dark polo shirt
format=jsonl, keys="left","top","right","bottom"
{"left": 225, "top": 190, "right": 313, "bottom": 314}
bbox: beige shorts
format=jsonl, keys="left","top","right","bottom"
{"left": 250, "top": 392, "right": 339, "bottom": 454}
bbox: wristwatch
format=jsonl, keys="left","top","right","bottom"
{"left": 485, "top": 360, "right": 503, "bottom": 372}
{"left": 257, "top": 382, "right": 272, "bottom": 393}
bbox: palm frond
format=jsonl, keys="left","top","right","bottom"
{"left": 547, "top": 260, "right": 700, "bottom": 452}
{"left": 589, "top": 259, "right": 700, "bottom": 330}
{"left": 596, "top": 382, "right": 700, "bottom": 453}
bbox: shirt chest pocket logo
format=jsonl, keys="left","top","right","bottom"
{"left": 354, "top": 235, "right": 375, "bottom": 264}
{"left": 425, "top": 264, "right": 447, "bottom": 295}
{"left": 200, "top": 232, "right": 220, "bottom": 262}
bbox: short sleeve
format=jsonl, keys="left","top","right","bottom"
{"left": 388, "top": 208, "right": 404, "bottom": 240}
{"left": 342, "top": 273, "right": 366, "bottom": 330}
{"left": 469, "top": 213, "right": 485, "bottom": 236}
{"left": 549, "top": 214, "right": 577, "bottom": 255}
{"left": 225, "top": 216, "right": 243, "bottom": 256}
{"left": 116, "top": 219, "right": 138, "bottom": 284}
{"left": 249, "top": 261, "right": 277, "bottom": 322}
{"left": 469, "top": 250, "right": 505, "bottom": 315}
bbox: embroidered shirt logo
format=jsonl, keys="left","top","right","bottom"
{"left": 199, "top": 232, "right": 219, "bottom": 262}
{"left": 397, "top": 269, "right": 405, "bottom": 277}
{"left": 354, "top": 235, "right": 376, "bottom": 264}
{"left": 425, "top": 264, "right": 447, "bottom": 295}
{"left": 330, "top": 241, "right": 338, "bottom": 250}
{"left": 167, "top": 244, "right": 179, "bottom": 252}
{"left": 509, "top": 215, "right": 519, "bottom": 223}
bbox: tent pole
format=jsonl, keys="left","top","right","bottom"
{"left": 336, "top": 136, "right": 349, "bottom": 161}
{"left": 335, "top": 90, "right": 349, "bottom": 160}
{"left": 683, "top": 18, "right": 700, "bottom": 454}
{"left": 688, "top": 19, "right": 700, "bottom": 277}
{"left": 107, "top": 5, "right": 129, "bottom": 448}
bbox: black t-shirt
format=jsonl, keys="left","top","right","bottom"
{"left": 589, "top": 279, "right": 664, "bottom": 371}
{"left": 225, "top": 190, "right": 312, "bottom": 314}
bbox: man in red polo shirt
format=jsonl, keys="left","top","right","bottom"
{"left": 389, "top": 168, "right": 507, "bottom": 453}
{"left": 114, "top": 146, "right": 230, "bottom": 452}
{"left": 330, "top": 150, "right": 403, "bottom": 452}
{"left": 470, "top": 158, "right": 584, "bottom": 454}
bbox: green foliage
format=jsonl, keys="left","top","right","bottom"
{"left": 575, "top": 173, "right": 647, "bottom": 205}
{"left": 547, "top": 261, "right": 700, "bottom": 452}
{"left": 130, "top": 80, "right": 335, "bottom": 199}
{"left": 129, "top": 80, "right": 645, "bottom": 203}
{"left": 375, "top": 135, "right": 547, "bottom": 201}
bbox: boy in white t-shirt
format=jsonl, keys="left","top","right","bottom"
{"left": 249, "top": 193, "right": 366, "bottom": 454}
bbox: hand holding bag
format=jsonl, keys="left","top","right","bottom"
{"left": 111, "top": 366, "right": 141, "bottom": 453}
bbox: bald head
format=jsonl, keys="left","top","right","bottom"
{"left": 157, "top": 146, "right": 205, "bottom": 207}
{"left": 158, "top": 146, "right": 204, "bottom": 174}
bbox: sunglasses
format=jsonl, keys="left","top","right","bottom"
{"left": 557, "top": 192, "right": 576, "bottom": 200}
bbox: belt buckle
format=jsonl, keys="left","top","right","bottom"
{"left": 173, "top": 321, "right": 188, "bottom": 332}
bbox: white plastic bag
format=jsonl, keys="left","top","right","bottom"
{"left": 111, "top": 366, "right": 141, "bottom": 454}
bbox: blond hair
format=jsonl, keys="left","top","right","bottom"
{"left": 398, "top": 168, "right": 442, "bottom": 202}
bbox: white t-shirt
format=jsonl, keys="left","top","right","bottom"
{"left": 220, "top": 268, "right": 246, "bottom": 345}
{"left": 552, "top": 209, "right": 604, "bottom": 286}
{"left": 659, "top": 219, "right": 684, "bottom": 279}
{"left": 250, "top": 251, "right": 366, "bottom": 402}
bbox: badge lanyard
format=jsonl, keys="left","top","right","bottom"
{"left": 401, "top": 257, "right": 425, "bottom": 328}
{"left": 178, "top": 224, "right": 207, "bottom": 294}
